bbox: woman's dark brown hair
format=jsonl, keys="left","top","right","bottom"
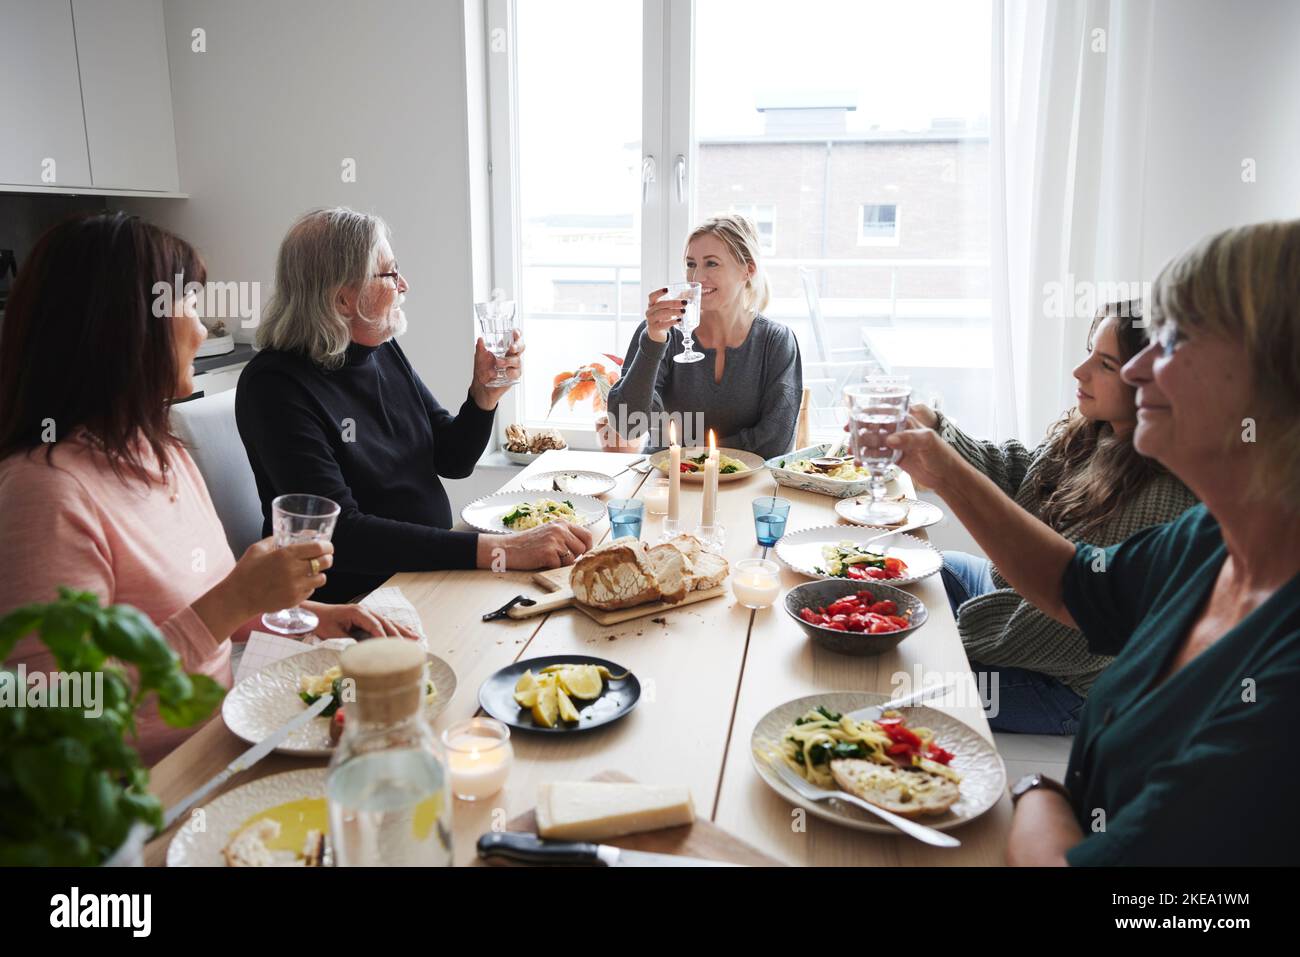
{"left": 1033, "top": 300, "right": 1168, "bottom": 535}
{"left": 0, "top": 211, "right": 206, "bottom": 485}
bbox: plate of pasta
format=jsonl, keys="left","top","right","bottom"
{"left": 751, "top": 692, "right": 1005, "bottom": 833}
{"left": 648, "top": 446, "right": 766, "bottom": 483}
{"left": 461, "top": 491, "right": 605, "bottom": 534}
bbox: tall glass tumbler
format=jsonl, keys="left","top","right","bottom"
{"left": 752, "top": 496, "right": 791, "bottom": 547}
{"left": 607, "top": 498, "right": 645, "bottom": 540}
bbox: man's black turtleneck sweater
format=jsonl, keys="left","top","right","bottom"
{"left": 235, "top": 339, "right": 494, "bottom": 603}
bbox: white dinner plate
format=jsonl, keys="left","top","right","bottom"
{"left": 167, "top": 769, "right": 328, "bottom": 867}
{"left": 751, "top": 692, "right": 1006, "bottom": 835}
{"left": 222, "top": 647, "right": 456, "bottom": 757}
{"left": 834, "top": 497, "right": 944, "bottom": 530}
{"left": 774, "top": 524, "right": 943, "bottom": 586}
{"left": 519, "top": 469, "right": 617, "bottom": 497}
{"left": 461, "top": 490, "right": 605, "bottom": 534}
{"left": 647, "top": 446, "right": 767, "bottom": 483}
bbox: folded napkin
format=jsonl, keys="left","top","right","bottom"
{"left": 232, "top": 587, "right": 427, "bottom": 684}
{"left": 358, "top": 586, "right": 427, "bottom": 644}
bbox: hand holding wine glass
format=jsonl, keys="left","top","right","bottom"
{"left": 882, "top": 426, "right": 967, "bottom": 494}
{"left": 475, "top": 298, "right": 520, "bottom": 390}
{"left": 226, "top": 537, "right": 332, "bottom": 614}
{"left": 664, "top": 281, "right": 704, "bottom": 364}
{"left": 471, "top": 328, "right": 524, "bottom": 410}
{"left": 644, "top": 287, "right": 688, "bottom": 343}
{"left": 261, "top": 494, "right": 341, "bottom": 635}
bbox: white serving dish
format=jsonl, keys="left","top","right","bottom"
{"left": 765, "top": 444, "right": 899, "bottom": 499}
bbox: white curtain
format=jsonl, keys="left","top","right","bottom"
{"left": 989, "top": 0, "right": 1156, "bottom": 442}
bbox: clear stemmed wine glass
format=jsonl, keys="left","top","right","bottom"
{"left": 475, "top": 298, "right": 520, "bottom": 388}
{"left": 844, "top": 376, "right": 912, "bottom": 525}
{"left": 261, "top": 494, "right": 341, "bottom": 636}
{"left": 665, "top": 281, "right": 705, "bottom": 364}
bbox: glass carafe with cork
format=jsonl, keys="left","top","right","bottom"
{"left": 326, "top": 639, "right": 453, "bottom": 866}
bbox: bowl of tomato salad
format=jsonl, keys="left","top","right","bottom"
{"left": 784, "top": 579, "right": 927, "bottom": 656}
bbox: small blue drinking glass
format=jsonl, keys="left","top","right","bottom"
{"left": 608, "top": 498, "right": 645, "bottom": 540}
{"left": 752, "top": 496, "right": 791, "bottom": 547}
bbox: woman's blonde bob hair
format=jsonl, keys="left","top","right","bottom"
{"left": 1150, "top": 218, "right": 1300, "bottom": 503}
{"left": 685, "top": 214, "right": 771, "bottom": 314}
{"left": 256, "top": 207, "right": 390, "bottom": 369}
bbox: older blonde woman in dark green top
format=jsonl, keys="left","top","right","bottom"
{"left": 888, "top": 219, "right": 1300, "bottom": 866}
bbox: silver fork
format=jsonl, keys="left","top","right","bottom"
{"left": 768, "top": 758, "right": 961, "bottom": 848}
{"left": 860, "top": 518, "right": 928, "bottom": 554}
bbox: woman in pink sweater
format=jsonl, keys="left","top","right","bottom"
{"left": 0, "top": 212, "right": 415, "bottom": 764}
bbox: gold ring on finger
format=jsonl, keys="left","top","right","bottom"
{"left": 310, "top": 558, "right": 321, "bottom": 576}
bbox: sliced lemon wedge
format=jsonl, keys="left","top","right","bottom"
{"left": 558, "top": 665, "right": 603, "bottom": 700}
{"left": 555, "top": 684, "right": 581, "bottom": 723}
{"left": 531, "top": 681, "right": 558, "bottom": 728}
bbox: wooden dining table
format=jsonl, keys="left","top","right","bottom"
{"left": 144, "top": 449, "right": 1012, "bottom": 866}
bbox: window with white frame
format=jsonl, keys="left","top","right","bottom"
{"left": 488, "top": 0, "right": 994, "bottom": 447}
{"left": 858, "top": 204, "right": 899, "bottom": 245}
{"left": 729, "top": 203, "right": 776, "bottom": 255}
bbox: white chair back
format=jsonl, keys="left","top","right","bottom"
{"left": 169, "top": 389, "right": 263, "bottom": 556}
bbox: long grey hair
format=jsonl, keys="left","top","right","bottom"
{"left": 256, "top": 207, "right": 389, "bottom": 369}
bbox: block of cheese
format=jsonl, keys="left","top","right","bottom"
{"left": 535, "top": 781, "right": 695, "bottom": 841}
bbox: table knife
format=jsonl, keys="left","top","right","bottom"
{"left": 162, "top": 692, "right": 335, "bottom": 829}
{"left": 845, "top": 681, "right": 954, "bottom": 723}
{"left": 477, "top": 831, "right": 739, "bottom": 867}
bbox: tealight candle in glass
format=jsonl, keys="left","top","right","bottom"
{"left": 643, "top": 480, "right": 670, "bottom": 515}
{"left": 442, "top": 717, "right": 513, "bottom": 801}
{"left": 731, "top": 558, "right": 781, "bottom": 609}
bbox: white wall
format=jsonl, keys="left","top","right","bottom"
{"left": 1139, "top": 0, "right": 1300, "bottom": 272}
{"left": 127, "top": 0, "right": 508, "bottom": 511}
{"left": 128, "top": 0, "right": 487, "bottom": 406}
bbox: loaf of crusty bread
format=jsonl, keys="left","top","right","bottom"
{"left": 570, "top": 539, "right": 662, "bottom": 609}
{"left": 569, "top": 536, "right": 716, "bottom": 610}
{"left": 830, "top": 759, "right": 960, "bottom": 818}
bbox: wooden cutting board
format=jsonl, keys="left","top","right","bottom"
{"left": 503, "top": 565, "right": 726, "bottom": 625}
{"left": 476, "top": 771, "right": 783, "bottom": 867}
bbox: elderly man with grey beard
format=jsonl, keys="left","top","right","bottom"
{"left": 235, "top": 207, "right": 592, "bottom": 603}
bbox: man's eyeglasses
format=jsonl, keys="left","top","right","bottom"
{"left": 373, "top": 265, "right": 402, "bottom": 287}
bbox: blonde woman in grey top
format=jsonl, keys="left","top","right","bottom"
{"left": 607, "top": 215, "right": 802, "bottom": 459}
{"left": 930, "top": 302, "right": 1197, "bottom": 734}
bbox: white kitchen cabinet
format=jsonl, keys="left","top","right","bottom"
{"left": 0, "top": 0, "right": 93, "bottom": 187}
{"left": 72, "top": 0, "right": 180, "bottom": 192}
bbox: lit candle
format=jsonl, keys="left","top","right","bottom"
{"left": 731, "top": 559, "right": 781, "bottom": 609}
{"left": 701, "top": 430, "right": 718, "bottom": 527}
{"left": 442, "top": 719, "right": 513, "bottom": 801}
{"left": 668, "top": 420, "right": 681, "bottom": 522}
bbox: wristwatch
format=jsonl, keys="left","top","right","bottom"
{"left": 1011, "top": 773, "right": 1071, "bottom": 805}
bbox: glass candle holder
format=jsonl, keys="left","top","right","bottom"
{"left": 694, "top": 522, "right": 726, "bottom": 554}
{"left": 658, "top": 515, "right": 684, "bottom": 542}
{"left": 731, "top": 558, "right": 782, "bottom": 609}
{"left": 442, "top": 717, "right": 513, "bottom": 801}
{"left": 643, "top": 480, "right": 670, "bottom": 515}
